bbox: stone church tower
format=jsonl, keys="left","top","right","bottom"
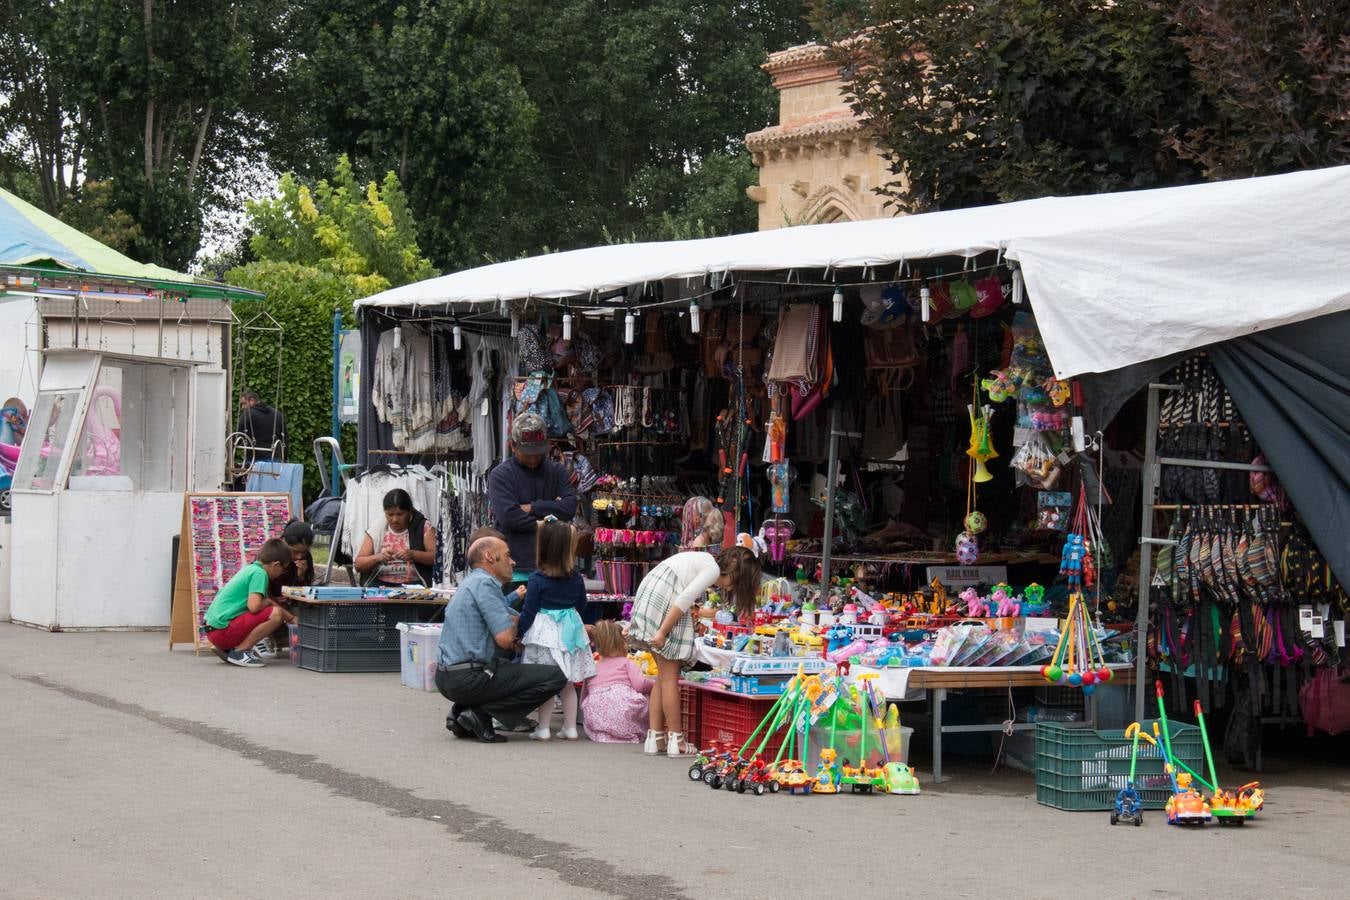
{"left": 746, "top": 42, "right": 901, "bottom": 231}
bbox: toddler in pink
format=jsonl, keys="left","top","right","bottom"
{"left": 581, "top": 621, "right": 652, "bottom": 742}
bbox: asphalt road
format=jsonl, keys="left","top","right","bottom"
{"left": 1, "top": 624, "right": 1347, "bottom": 899}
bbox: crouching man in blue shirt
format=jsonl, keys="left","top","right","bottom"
{"left": 435, "top": 535, "right": 567, "bottom": 743}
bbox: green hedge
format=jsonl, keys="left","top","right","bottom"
{"left": 226, "top": 260, "right": 359, "bottom": 505}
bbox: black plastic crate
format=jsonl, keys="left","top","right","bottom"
{"left": 296, "top": 602, "right": 429, "bottom": 628}
{"left": 297, "top": 644, "right": 401, "bottom": 673}
{"left": 297, "top": 621, "right": 402, "bottom": 651}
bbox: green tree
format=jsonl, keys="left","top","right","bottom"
{"left": 245, "top": 155, "right": 437, "bottom": 296}
{"left": 226, "top": 159, "right": 436, "bottom": 499}
{"left": 490, "top": 0, "right": 813, "bottom": 254}
{"left": 814, "top": 0, "right": 1208, "bottom": 211}
{"left": 1166, "top": 0, "right": 1350, "bottom": 179}
{"left": 0, "top": 0, "right": 302, "bottom": 268}
{"left": 282, "top": 0, "right": 536, "bottom": 269}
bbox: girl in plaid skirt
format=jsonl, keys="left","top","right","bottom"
{"left": 627, "top": 546, "right": 761, "bottom": 756}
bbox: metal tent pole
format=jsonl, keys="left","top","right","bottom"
{"left": 1133, "top": 383, "right": 1180, "bottom": 723}
{"left": 820, "top": 403, "right": 841, "bottom": 588}
{"left": 819, "top": 403, "right": 860, "bottom": 590}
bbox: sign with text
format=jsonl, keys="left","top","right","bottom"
{"left": 925, "top": 566, "right": 1009, "bottom": 590}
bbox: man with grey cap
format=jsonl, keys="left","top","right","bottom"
{"left": 487, "top": 411, "right": 577, "bottom": 585}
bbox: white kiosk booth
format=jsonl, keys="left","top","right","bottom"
{"left": 9, "top": 349, "right": 225, "bottom": 629}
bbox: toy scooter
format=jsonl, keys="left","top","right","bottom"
{"left": 1110, "top": 722, "right": 1154, "bottom": 826}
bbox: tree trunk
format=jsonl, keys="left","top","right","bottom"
{"left": 143, "top": 0, "right": 156, "bottom": 184}
{"left": 399, "top": 126, "right": 410, "bottom": 183}
{"left": 187, "top": 101, "right": 213, "bottom": 193}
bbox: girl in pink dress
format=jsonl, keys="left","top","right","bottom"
{"left": 581, "top": 620, "right": 652, "bottom": 742}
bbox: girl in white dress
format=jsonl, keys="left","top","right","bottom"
{"left": 518, "top": 518, "right": 596, "bottom": 740}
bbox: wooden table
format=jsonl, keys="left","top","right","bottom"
{"left": 852, "top": 664, "right": 1136, "bottom": 783}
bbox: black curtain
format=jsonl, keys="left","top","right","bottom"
{"left": 356, "top": 311, "right": 394, "bottom": 466}
{"left": 1079, "top": 311, "right": 1350, "bottom": 589}
{"left": 1208, "top": 311, "right": 1350, "bottom": 590}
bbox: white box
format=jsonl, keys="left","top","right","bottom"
{"left": 397, "top": 622, "right": 442, "bottom": 691}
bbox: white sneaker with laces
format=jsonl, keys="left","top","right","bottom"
{"left": 253, "top": 637, "right": 279, "bottom": 659}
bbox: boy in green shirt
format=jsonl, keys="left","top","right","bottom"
{"left": 204, "top": 538, "right": 295, "bottom": 668}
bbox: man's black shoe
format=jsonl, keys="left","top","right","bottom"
{"left": 446, "top": 714, "right": 473, "bottom": 739}
{"left": 456, "top": 709, "right": 507, "bottom": 743}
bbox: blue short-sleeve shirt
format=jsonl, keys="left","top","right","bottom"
{"left": 437, "top": 568, "right": 515, "bottom": 666}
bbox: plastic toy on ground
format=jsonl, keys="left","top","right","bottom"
{"left": 734, "top": 758, "right": 778, "bottom": 795}
{"left": 775, "top": 760, "right": 813, "bottom": 795}
{"left": 687, "top": 743, "right": 722, "bottom": 782}
{"left": 1165, "top": 772, "right": 1212, "bottom": 827}
{"left": 1193, "top": 698, "right": 1262, "bottom": 826}
{"left": 1154, "top": 682, "right": 1210, "bottom": 827}
{"left": 883, "top": 762, "right": 921, "bottom": 795}
{"left": 705, "top": 753, "right": 748, "bottom": 791}
{"left": 1110, "top": 722, "right": 1152, "bottom": 826}
{"left": 839, "top": 759, "right": 887, "bottom": 794}
{"left": 812, "top": 748, "right": 841, "bottom": 794}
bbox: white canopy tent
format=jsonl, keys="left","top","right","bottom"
{"left": 357, "top": 165, "right": 1350, "bottom": 378}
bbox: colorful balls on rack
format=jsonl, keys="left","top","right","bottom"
{"left": 1081, "top": 670, "right": 1097, "bottom": 686}
{"left": 1082, "top": 684, "right": 1096, "bottom": 696}
{"left": 1046, "top": 664, "right": 1063, "bottom": 683}
{"left": 955, "top": 531, "right": 979, "bottom": 566}
{"left": 1067, "top": 671, "right": 1083, "bottom": 687}
{"left": 1097, "top": 666, "right": 1113, "bottom": 683}
{"left": 963, "top": 510, "right": 988, "bottom": 535}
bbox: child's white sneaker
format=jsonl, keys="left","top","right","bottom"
{"left": 643, "top": 729, "right": 661, "bottom": 754}
{"left": 530, "top": 726, "right": 551, "bottom": 741}
{"left": 559, "top": 727, "right": 579, "bottom": 741}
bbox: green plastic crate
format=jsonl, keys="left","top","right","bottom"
{"left": 1034, "top": 719, "right": 1203, "bottom": 812}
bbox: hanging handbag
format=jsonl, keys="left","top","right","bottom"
{"left": 863, "top": 317, "right": 921, "bottom": 369}
{"left": 538, "top": 387, "right": 572, "bottom": 438}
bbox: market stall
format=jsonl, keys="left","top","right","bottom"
{"left": 1, "top": 187, "right": 264, "bottom": 629}
{"left": 352, "top": 165, "right": 1349, "bottom": 777}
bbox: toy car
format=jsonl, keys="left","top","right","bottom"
{"left": 789, "top": 631, "right": 823, "bottom": 649}
{"left": 733, "top": 758, "right": 779, "bottom": 796}
{"left": 1165, "top": 789, "right": 1211, "bottom": 826}
{"left": 772, "top": 760, "right": 813, "bottom": 795}
{"left": 1111, "top": 783, "right": 1143, "bottom": 826}
{"left": 1209, "top": 782, "right": 1262, "bottom": 826}
{"left": 687, "top": 743, "right": 722, "bottom": 783}
{"left": 882, "top": 762, "right": 921, "bottom": 795}
{"left": 705, "top": 754, "right": 747, "bottom": 790}
{"left": 839, "top": 759, "right": 888, "bottom": 795}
